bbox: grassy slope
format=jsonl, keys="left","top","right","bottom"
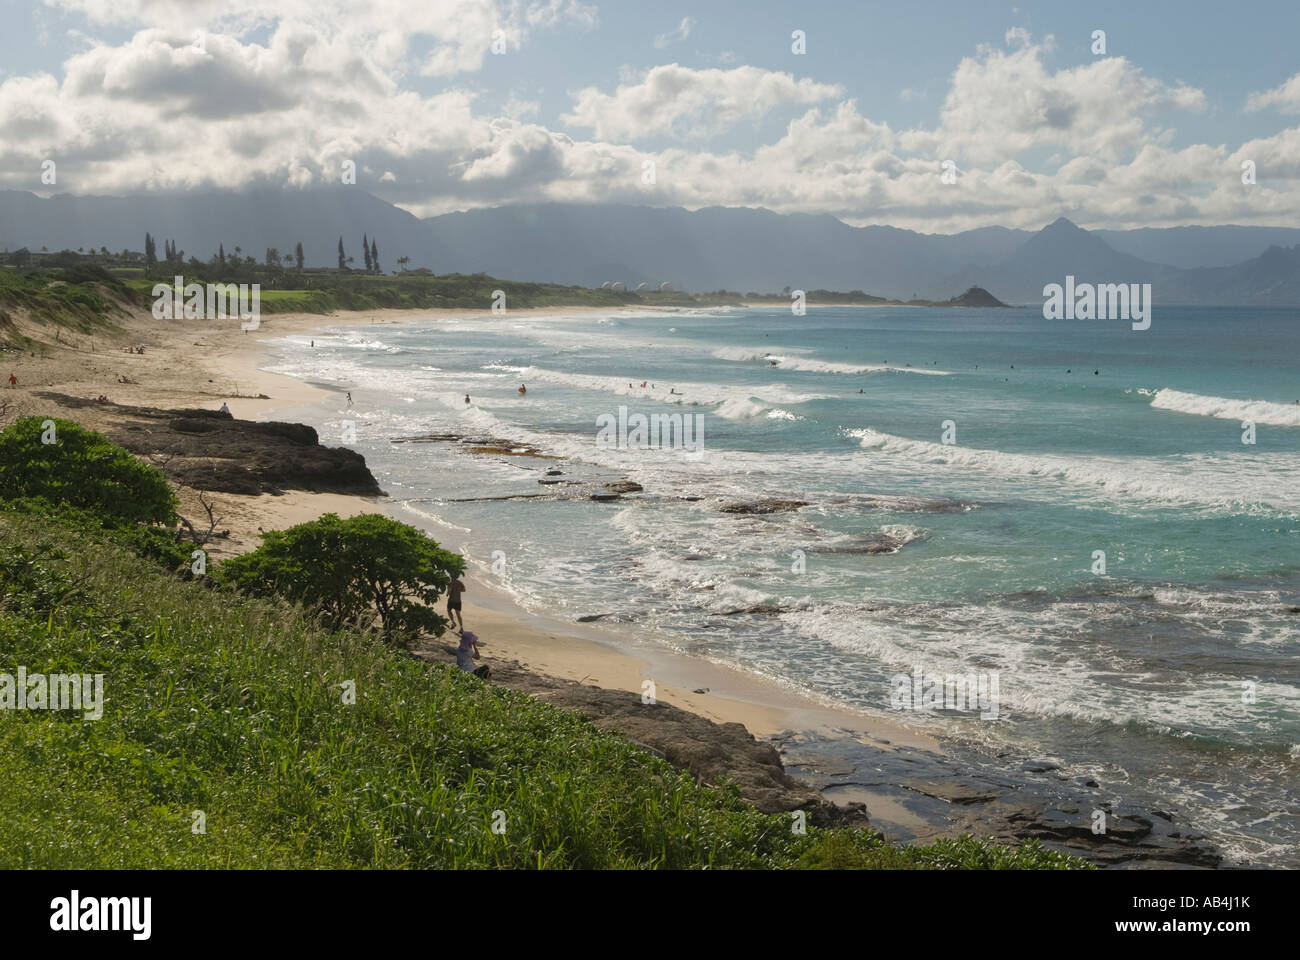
{"left": 0, "top": 266, "right": 129, "bottom": 337}
{"left": 120, "top": 272, "right": 727, "bottom": 314}
{"left": 0, "top": 508, "right": 1089, "bottom": 870}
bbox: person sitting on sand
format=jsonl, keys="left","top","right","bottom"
{"left": 446, "top": 575, "right": 465, "bottom": 630}
{"left": 456, "top": 630, "right": 490, "bottom": 679}
{"left": 219, "top": 402, "right": 231, "bottom": 415}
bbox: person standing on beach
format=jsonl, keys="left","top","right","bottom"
{"left": 447, "top": 575, "right": 465, "bottom": 630}
{"left": 7, "top": 373, "right": 15, "bottom": 387}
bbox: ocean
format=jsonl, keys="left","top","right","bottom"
{"left": 261, "top": 304, "right": 1300, "bottom": 866}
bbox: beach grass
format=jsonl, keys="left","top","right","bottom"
{"left": 116, "top": 270, "right": 726, "bottom": 314}
{"left": 0, "top": 504, "right": 1090, "bottom": 869}
{"left": 0, "top": 266, "right": 129, "bottom": 335}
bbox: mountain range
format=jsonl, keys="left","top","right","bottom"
{"left": 3, "top": 189, "right": 1300, "bottom": 305}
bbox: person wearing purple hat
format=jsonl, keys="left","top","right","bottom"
{"left": 456, "top": 631, "right": 490, "bottom": 679}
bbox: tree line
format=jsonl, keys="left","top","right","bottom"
{"left": 1, "top": 234, "right": 409, "bottom": 276}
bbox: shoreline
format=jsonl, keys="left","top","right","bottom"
{"left": 225, "top": 308, "right": 940, "bottom": 749}
{"left": 3, "top": 302, "right": 1233, "bottom": 865}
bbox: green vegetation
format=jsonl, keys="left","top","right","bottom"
{"left": 121, "top": 271, "right": 711, "bottom": 313}
{"left": 0, "top": 419, "right": 1089, "bottom": 869}
{"left": 797, "top": 830, "right": 1086, "bottom": 870}
{"left": 215, "top": 512, "right": 464, "bottom": 644}
{"left": 0, "top": 417, "right": 177, "bottom": 524}
{"left": 0, "top": 505, "right": 1090, "bottom": 868}
{"left": 0, "top": 265, "right": 130, "bottom": 336}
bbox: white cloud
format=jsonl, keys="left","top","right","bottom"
{"left": 899, "top": 33, "right": 1205, "bottom": 165}
{"left": 4, "top": 12, "right": 1298, "bottom": 230}
{"left": 1246, "top": 72, "right": 1300, "bottom": 114}
{"left": 42, "top": 0, "right": 595, "bottom": 76}
{"left": 653, "top": 16, "right": 694, "bottom": 49}
{"left": 561, "top": 63, "right": 844, "bottom": 140}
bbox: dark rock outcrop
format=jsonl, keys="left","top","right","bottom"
{"left": 719, "top": 499, "right": 809, "bottom": 515}
{"left": 41, "top": 393, "right": 383, "bottom": 496}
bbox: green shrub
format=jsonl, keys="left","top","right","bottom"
{"left": 0, "top": 505, "right": 1094, "bottom": 869}
{"left": 215, "top": 512, "right": 464, "bottom": 643}
{"left": 0, "top": 496, "right": 192, "bottom": 573}
{"left": 0, "top": 417, "right": 177, "bottom": 524}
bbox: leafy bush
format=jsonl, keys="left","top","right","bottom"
{"left": 215, "top": 512, "right": 464, "bottom": 643}
{"left": 798, "top": 831, "right": 1092, "bottom": 870}
{"left": 0, "top": 542, "right": 83, "bottom": 619}
{"left": 0, "top": 505, "right": 1092, "bottom": 870}
{"left": 0, "top": 417, "right": 177, "bottom": 524}
{"left": 0, "top": 496, "right": 192, "bottom": 574}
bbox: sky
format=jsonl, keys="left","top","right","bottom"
{"left": 2, "top": 0, "right": 1299, "bottom": 232}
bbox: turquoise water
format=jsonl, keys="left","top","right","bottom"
{"left": 264, "top": 304, "right": 1300, "bottom": 865}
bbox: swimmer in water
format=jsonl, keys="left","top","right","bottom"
{"left": 465, "top": 394, "right": 470, "bottom": 404}
{"left": 518, "top": 384, "right": 527, "bottom": 395}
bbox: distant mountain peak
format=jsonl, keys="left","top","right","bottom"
{"left": 1042, "top": 216, "right": 1084, "bottom": 233}
{"left": 948, "top": 286, "right": 1009, "bottom": 307}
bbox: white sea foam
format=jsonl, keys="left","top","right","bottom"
{"left": 712, "top": 346, "right": 951, "bottom": 375}
{"left": 850, "top": 427, "right": 1300, "bottom": 513}
{"left": 484, "top": 363, "right": 827, "bottom": 409}
{"left": 1150, "top": 388, "right": 1300, "bottom": 427}
{"left": 715, "top": 397, "right": 769, "bottom": 420}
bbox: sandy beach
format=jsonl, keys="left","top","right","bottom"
{"left": 3, "top": 301, "right": 1238, "bottom": 864}
{"left": 2, "top": 303, "right": 933, "bottom": 746}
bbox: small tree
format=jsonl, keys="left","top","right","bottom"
{"left": 215, "top": 513, "right": 464, "bottom": 644}
{"left": 0, "top": 418, "right": 177, "bottom": 525}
